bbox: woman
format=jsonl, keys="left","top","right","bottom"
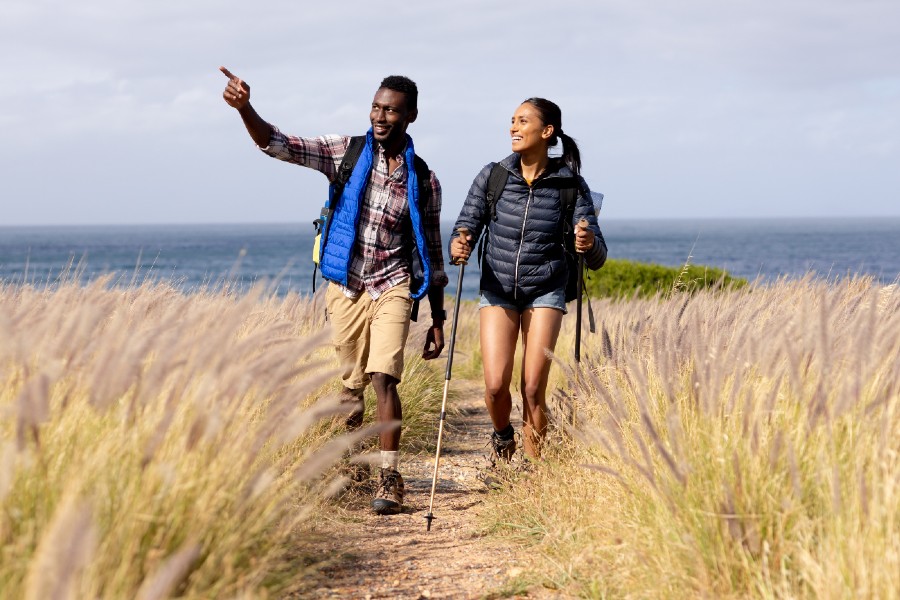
{"left": 449, "top": 97, "right": 607, "bottom": 462}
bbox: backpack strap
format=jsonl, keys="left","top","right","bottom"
{"left": 477, "top": 163, "right": 508, "bottom": 265}
{"left": 485, "top": 163, "right": 507, "bottom": 222}
{"left": 336, "top": 136, "right": 367, "bottom": 194}
{"left": 320, "top": 135, "right": 366, "bottom": 227}
{"left": 561, "top": 186, "right": 577, "bottom": 234}
{"left": 413, "top": 155, "right": 432, "bottom": 206}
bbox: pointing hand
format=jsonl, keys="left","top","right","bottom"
{"left": 219, "top": 66, "right": 250, "bottom": 109}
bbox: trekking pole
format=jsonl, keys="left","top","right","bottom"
{"left": 425, "top": 228, "right": 468, "bottom": 532}
{"left": 574, "top": 219, "right": 588, "bottom": 364}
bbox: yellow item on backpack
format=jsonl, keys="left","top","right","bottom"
{"left": 312, "top": 233, "right": 321, "bottom": 264}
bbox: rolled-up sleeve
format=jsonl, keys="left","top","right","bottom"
{"left": 259, "top": 128, "right": 347, "bottom": 182}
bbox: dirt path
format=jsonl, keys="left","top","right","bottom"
{"left": 304, "top": 381, "right": 555, "bottom": 599}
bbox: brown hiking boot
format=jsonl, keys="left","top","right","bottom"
{"left": 372, "top": 467, "right": 404, "bottom": 515}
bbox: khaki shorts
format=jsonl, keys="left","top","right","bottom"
{"left": 325, "top": 280, "right": 413, "bottom": 389}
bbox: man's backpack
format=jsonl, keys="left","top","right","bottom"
{"left": 312, "top": 135, "right": 432, "bottom": 318}
{"left": 479, "top": 163, "right": 595, "bottom": 331}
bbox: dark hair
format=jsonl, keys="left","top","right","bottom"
{"left": 380, "top": 75, "right": 418, "bottom": 112}
{"left": 522, "top": 97, "right": 581, "bottom": 175}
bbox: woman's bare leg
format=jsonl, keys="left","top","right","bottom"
{"left": 480, "top": 306, "right": 521, "bottom": 431}
{"left": 519, "top": 307, "right": 564, "bottom": 458}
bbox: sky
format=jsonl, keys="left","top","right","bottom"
{"left": 1, "top": 0, "right": 898, "bottom": 226}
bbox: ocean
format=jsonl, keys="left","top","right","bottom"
{"left": 1, "top": 219, "right": 898, "bottom": 300}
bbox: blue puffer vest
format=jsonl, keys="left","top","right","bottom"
{"left": 318, "top": 130, "right": 431, "bottom": 300}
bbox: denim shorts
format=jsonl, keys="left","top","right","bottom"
{"left": 477, "top": 287, "right": 568, "bottom": 314}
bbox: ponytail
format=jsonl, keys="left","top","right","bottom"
{"left": 522, "top": 97, "right": 581, "bottom": 175}
{"left": 557, "top": 131, "right": 581, "bottom": 176}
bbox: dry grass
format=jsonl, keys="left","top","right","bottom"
{"left": 18, "top": 272, "right": 894, "bottom": 597}
{"left": 483, "top": 275, "right": 900, "bottom": 599}
{"left": 0, "top": 278, "right": 441, "bottom": 598}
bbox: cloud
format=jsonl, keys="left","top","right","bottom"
{"left": 1, "top": 0, "right": 898, "bottom": 223}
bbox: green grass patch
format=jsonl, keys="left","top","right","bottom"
{"left": 585, "top": 258, "right": 747, "bottom": 299}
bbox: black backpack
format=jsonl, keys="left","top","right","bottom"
{"left": 313, "top": 135, "right": 432, "bottom": 318}
{"left": 479, "top": 163, "right": 595, "bottom": 331}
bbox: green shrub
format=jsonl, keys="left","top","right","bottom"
{"left": 584, "top": 258, "right": 747, "bottom": 299}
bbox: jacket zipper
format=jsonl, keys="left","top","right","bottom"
{"left": 513, "top": 187, "right": 534, "bottom": 300}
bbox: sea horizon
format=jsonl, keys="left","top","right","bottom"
{"left": 3, "top": 215, "right": 900, "bottom": 228}
{"left": 2, "top": 217, "right": 898, "bottom": 298}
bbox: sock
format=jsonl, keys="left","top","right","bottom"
{"left": 494, "top": 423, "right": 514, "bottom": 440}
{"left": 381, "top": 451, "right": 399, "bottom": 470}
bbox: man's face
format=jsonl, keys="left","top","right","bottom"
{"left": 370, "top": 87, "right": 417, "bottom": 146}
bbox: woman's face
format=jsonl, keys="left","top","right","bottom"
{"left": 510, "top": 103, "right": 553, "bottom": 154}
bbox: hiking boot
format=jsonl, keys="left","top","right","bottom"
{"left": 477, "top": 430, "right": 518, "bottom": 490}
{"left": 372, "top": 467, "right": 404, "bottom": 515}
{"left": 490, "top": 430, "right": 517, "bottom": 465}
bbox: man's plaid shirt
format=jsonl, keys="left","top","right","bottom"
{"left": 261, "top": 128, "right": 448, "bottom": 299}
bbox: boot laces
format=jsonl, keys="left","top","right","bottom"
{"left": 378, "top": 468, "right": 400, "bottom": 493}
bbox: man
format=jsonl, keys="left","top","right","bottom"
{"left": 220, "top": 67, "right": 448, "bottom": 515}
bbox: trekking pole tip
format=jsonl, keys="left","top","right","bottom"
{"left": 424, "top": 512, "right": 435, "bottom": 531}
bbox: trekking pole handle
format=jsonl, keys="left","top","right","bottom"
{"left": 451, "top": 227, "right": 470, "bottom": 266}
{"left": 575, "top": 219, "right": 590, "bottom": 254}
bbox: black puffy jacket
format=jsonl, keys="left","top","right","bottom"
{"left": 451, "top": 154, "right": 607, "bottom": 302}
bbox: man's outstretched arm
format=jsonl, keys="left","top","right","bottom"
{"left": 220, "top": 66, "right": 272, "bottom": 148}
